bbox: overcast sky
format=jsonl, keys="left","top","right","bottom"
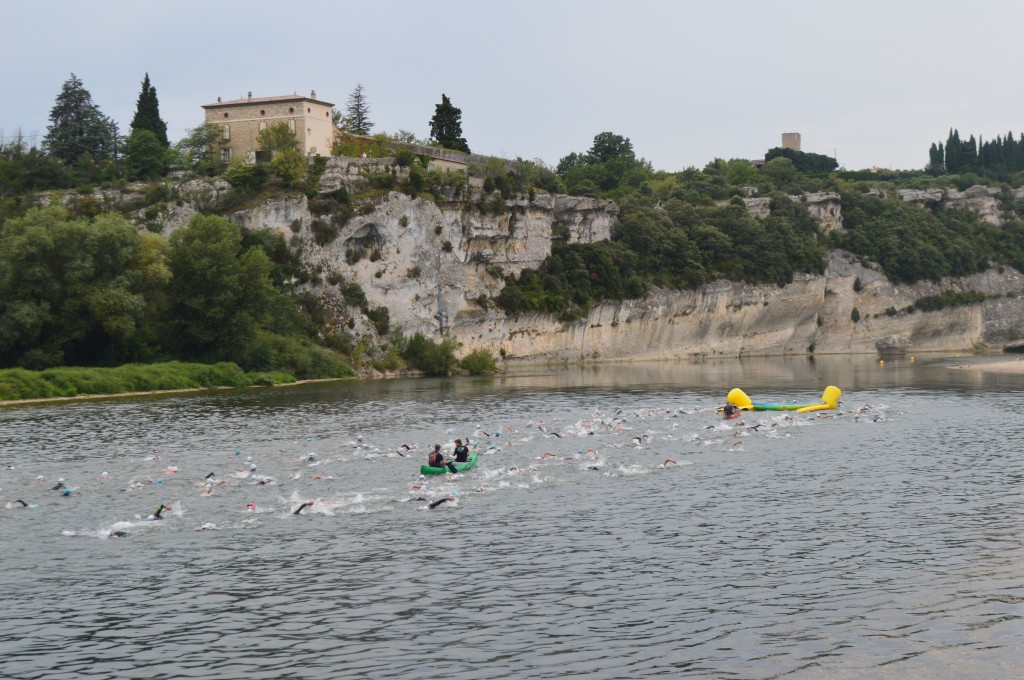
{"left": 3, "top": 0, "right": 1023, "bottom": 172}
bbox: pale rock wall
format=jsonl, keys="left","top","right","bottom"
{"left": 789, "top": 192, "right": 843, "bottom": 233}
{"left": 319, "top": 157, "right": 410, "bottom": 194}
{"left": 944, "top": 185, "right": 1003, "bottom": 225}
{"left": 125, "top": 173, "right": 1024, "bottom": 361}
{"left": 454, "top": 250, "right": 1024, "bottom": 361}
{"left": 740, "top": 193, "right": 843, "bottom": 232}
{"left": 238, "top": 189, "right": 619, "bottom": 338}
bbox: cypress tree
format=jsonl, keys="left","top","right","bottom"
{"left": 945, "top": 129, "right": 961, "bottom": 173}
{"left": 928, "top": 142, "right": 942, "bottom": 171}
{"left": 344, "top": 83, "right": 373, "bottom": 135}
{"left": 962, "top": 134, "right": 978, "bottom": 172}
{"left": 429, "top": 94, "right": 470, "bottom": 153}
{"left": 130, "top": 73, "right": 168, "bottom": 148}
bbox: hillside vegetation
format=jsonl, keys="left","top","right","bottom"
{"left": 5, "top": 117, "right": 1024, "bottom": 395}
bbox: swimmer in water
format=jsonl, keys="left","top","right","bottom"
{"left": 8, "top": 499, "right": 30, "bottom": 508}
{"left": 51, "top": 479, "right": 66, "bottom": 491}
{"left": 660, "top": 459, "right": 678, "bottom": 468}
{"left": 293, "top": 500, "right": 314, "bottom": 515}
{"left": 149, "top": 504, "right": 169, "bottom": 520}
{"left": 429, "top": 496, "right": 454, "bottom": 509}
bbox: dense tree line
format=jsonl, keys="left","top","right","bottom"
{"left": 0, "top": 206, "right": 347, "bottom": 376}
{"left": 929, "top": 128, "right": 1024, "bottom": 177}
{"left": 764, "top": 147, "right": 838, "bottom": 174}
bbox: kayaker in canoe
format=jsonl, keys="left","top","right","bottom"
{"left": 428, "top": 445, "right": 458, "bottom": 473}
{"left": 453, "top": 439, "right": 470, "bottom": 463}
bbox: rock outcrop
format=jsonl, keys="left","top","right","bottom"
{"left": 789, "top": 192, "right": 843, "bottom": 233}
{"left": 945, "top": 185, "right": 1003, "bottom": 225}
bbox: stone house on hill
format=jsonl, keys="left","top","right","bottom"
{"left": 202, "top": 91, "right": 335, "bottom": 164}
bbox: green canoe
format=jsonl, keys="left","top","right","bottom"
{"left": 420, "top": 452, "right": 478, "bottom": 476}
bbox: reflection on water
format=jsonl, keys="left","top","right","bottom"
{"left": 0, "top": 355, "right": 1022, "bottom": 679}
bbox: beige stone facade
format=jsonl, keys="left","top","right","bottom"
{"left": 202, "top": 91, "right": 335, "bottom": 164}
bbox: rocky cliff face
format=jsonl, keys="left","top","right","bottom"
{"left": 115, "top": 167, "right": 1024, "bottom": 361}
{"left": 454, "top": 251, "right": 1024, "bottom": 361}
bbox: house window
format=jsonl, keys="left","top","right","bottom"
{"left": 288, "top": 119, "right": 295, "bottom": 133}
{"left": 221, "top": 148, "right": 231, "bottom": 163}
{"left": 222, "top": 124, "right": 230, "bottom": 140}
{"left": 223, "top": 112, "right": 229, "bottom": 118}
{"left": 289, "top": 107, "right": 294, "bottom": 113}
{"left": 307, "top": 107, "right": 311, "bottom": 113}
{"left": 258, "top": 121, "right": 267, "bottom": 133}
{"left": 260, "top": 109, "right": 265, "bottom": 116}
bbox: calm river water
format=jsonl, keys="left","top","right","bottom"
{"left": 0, "top": 355, "right": 1021, "bottom": 679}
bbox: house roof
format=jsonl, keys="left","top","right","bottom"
{"left": 202, "top": 94, "right": 334, "bottom": 109}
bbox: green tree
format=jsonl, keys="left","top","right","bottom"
{"left": 429, "top": 94, "right": 470, "bottom": 153}
{"left": 0, "top": 135, "right": 75, "bottom": 199}
{"left": 166, "top": 214, "right": 277, "bottom": 361}
{"left": 173, "top": 123, "right": 223, "bottom": 175}
{"left": 760, "top": 156, "right": 801, "bottom": 190}
{"left": 0, "top": 205, "right": 168, "bottom": 368}
{"left": 587, "top": 132, "right": 634, "bottom": 165}
{"left": 258, "top": 122, "right": 299, "bottom": 153}
{"left": 764, "top": 147, "right": 837, "bottom": 173}
{"left": 270, "top": 148, "right": 307, "bottom": 188}
{"left": 44, "top": 73, "right": 119, "bottom": 165}
{"left": 130, "top": 73, "right": 168, "bottom": 147}
{"left": 723, "top": 158, "right": 760, "bottom": 185}
{"left": 123, "top": 129, "right": 167, "bottom": 180}
{"left": 344, "top": 83, "right": 373, "bottom": 135}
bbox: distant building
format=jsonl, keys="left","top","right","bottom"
{"left": 202, "top": 90, "right": 335, "bottom": 164}
{"left": 781, "top": 132, "right": 801, "bottom": 152}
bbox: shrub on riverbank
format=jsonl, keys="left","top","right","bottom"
{"left": 0, "top": 362, "right": 308, "bottom": 401}
{"left": 459, "top": 349, "right": 498, "bottom": 375}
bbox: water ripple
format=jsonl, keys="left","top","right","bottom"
{"left": 1, "top": 363, "right": 1022, "bottom": 678}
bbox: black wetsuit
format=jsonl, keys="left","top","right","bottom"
{"left": 453, "top": 445, "right": 470, "bottom": 463}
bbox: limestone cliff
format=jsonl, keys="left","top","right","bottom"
{"left": 454, "top": 251, "right": 1024, "bottom": 362}
{"left": 111, "top": 165, "right": 1024, "bottom": 362}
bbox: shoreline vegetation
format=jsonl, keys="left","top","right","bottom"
{"left": 2, "top": 354, "right": 1023, "bottom": 407}
{"left": 0, "top": 361, "right": 355, "bottom": 405}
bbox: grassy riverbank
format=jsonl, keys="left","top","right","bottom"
{"left": 0, "top": 361, "right": 355, "bottom": 402}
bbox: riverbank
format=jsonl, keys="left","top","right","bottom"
{"left": 947, "top": 356, "right": 1024, "bottom": 374}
